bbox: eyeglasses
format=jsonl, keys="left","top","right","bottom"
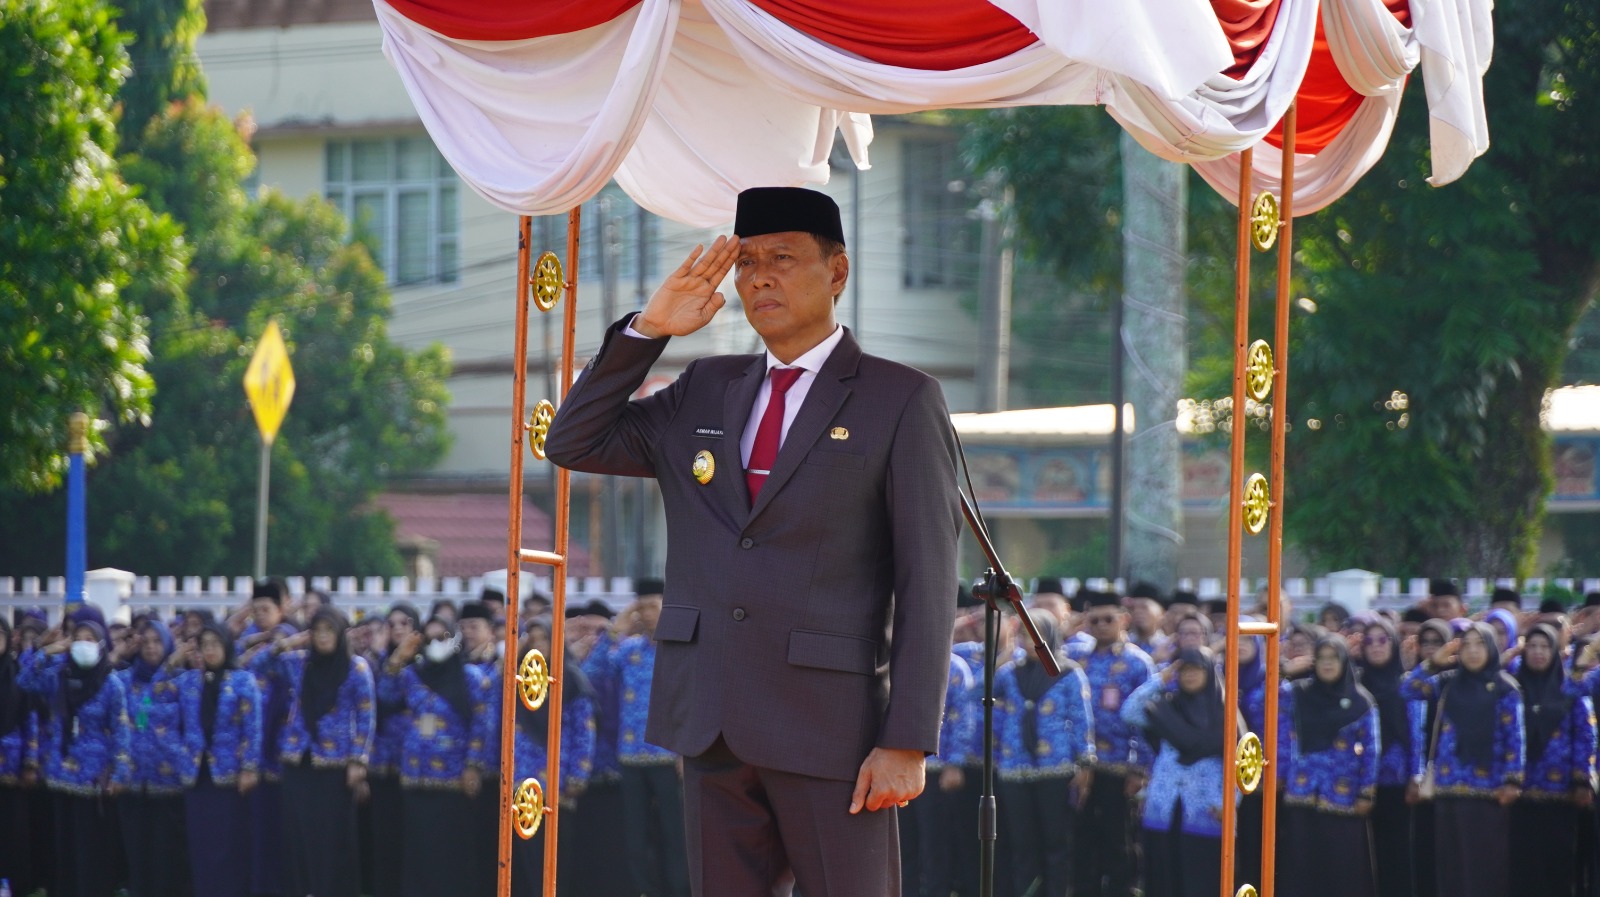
{"left": 1418, "top": 638, "right": 1445, "bottom": 649}
{"left": 1364, "top": 635, "right": 1391, "bottom": 646}
{"left": 1085, "top": 615, "right": 1119, "bottom": 626}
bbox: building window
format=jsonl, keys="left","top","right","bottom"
{"left": 902, "top": 138, "right": 974, "bottom": 289}
{"left": 325, "top": 136, "right": 459, "bottom": 286}
{"left": 534, "top": 185, "right": 659, "bottom": 293}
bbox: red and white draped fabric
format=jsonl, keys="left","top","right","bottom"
{"left": 374, "top": 0, "right": 1493, "bottom": 225}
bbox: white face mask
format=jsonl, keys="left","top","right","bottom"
{"left": 424, "top": 636, "right": 458, "bottom": 664}
{"left": 496, "top": 641, "right": 506, "bottom": 660}
{"left": 70, "top": 640, "right": 102, "bottom": 669}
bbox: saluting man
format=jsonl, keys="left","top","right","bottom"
{"left": 546, "top": 186, "right": 961, "bottom": 896}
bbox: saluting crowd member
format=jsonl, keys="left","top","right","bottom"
{"left": 566, "top": 598, "right": 635, "bottom": 897}
{"left": 1067, "top": 590, "right": 1155, "bottom": 897}
{"left": 1354, "top": 616, "right": 1424, "bottom": 897}
{"left": 239, "top": 578, "right": 298, "bottom": 897}
{"left": 116, "top": 619, "right": 191, "bottom": 897}
{"left": 1278, "top": 635, "right": 1380, "bottom": 897}
{"left": 1124, "top": 647, "right": 1232, "bottom": 897}
{"left": 457, "top": 599, "right": 503, "bottom": 897}
{"left": 1402, "top": 622, "right": 1525, "bottom": 897}
{"left": 994, "top": 610, "right": 1093, "bottom": 897}
{"left": 253, "top": 607, "right": 375, "bottom": 897}
{"left": 1228, "top": 630, "right": 1269, "bottom": 890}
{"left": 19, "top": 617, "right": 131, "bottom": 897}
{"left": 0, "top": 617, "right": 41, "bottom": 895}
{"left": 914, "top": 644, "right": 978, "bottom": 897}
{"left": 1515, "top": 623, "right": 1595, "bottom": 897}
{"left": 176, "top": 622, "right": 262, "bottom": 897}
{"left": 380, "top": 616, "right": 495, "bottom": 897}
{"left": 369, "top": 603, "right": 420, "bottom": 897}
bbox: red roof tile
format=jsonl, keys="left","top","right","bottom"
{"left": 372, "top": 492, "right": 589, "bottom": 579}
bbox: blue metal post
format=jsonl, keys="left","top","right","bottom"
{"left": 65, "top": 413, "right": 88, "bottom": 605}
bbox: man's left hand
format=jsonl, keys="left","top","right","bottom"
{"left": 849, "top": 747, "right": 925, "bottom": 814}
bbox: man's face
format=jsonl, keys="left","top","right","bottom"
{"left": 460, "top": 617, "right": 492, "bottom": 652}
{"left": 1031, "top": 594, "right": 1068, "bottom": 627}
{"left": 734, "top": 232, "right": 847, "bottom": 352}
{"left": 1084, "top": 607, "right": 1125, "bottom": 644}
{"left": 1128, "top": 598, "right": 1160, "bottom": 633}
{"left": 252, "top": 598, "right": 282, "bottom": 631}
{"left": 1432, "top": 595, "right": 1463, "bottom": 620}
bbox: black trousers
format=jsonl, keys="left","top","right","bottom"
{"left": 1370, "top": 785, "right": 1413, "bottom": 897}
{"left": 621, "top": 763, "right": 692, "bottom": 897}
{"left": 53, "top": 790, "right": 122, "bottom": 897}
{"left": 1277, "top": 804, "right": 1375, "bottom": 897}
{"left": 1413, "top": 799, "right": 1437, "bottom": 897}
{"left": 1072, "top": 771, "right": 1134, "bottom": 897}
{"left": 0, "top": 782, "right": 36, "bottom": 895}
{"left": 367, "top": 774, "right": 405, "bottom": 897}
{"left": 281, "top": 764, "right": 360, "bottom": 897}
{"left": 401, "top": 788, "right": 475, "bottom": 897}
{"left": 1511, "top": 799, "right": 1579, "bottom": 897}
{"left": 565, "top": 779, "right": 635, "bottom": 897}
{"left": 998, "top": 777, "right": 1074, "bottom": 897}
{"left": 1234, "top": 790, "right": 1263, "bottom": 891}
{"left": 187, "top": 780, "right": 252, "bottom": 897}
{"left": 118, "top": 790, "right": 191, "bottom": 897}
{"left": 1435, "top": 797, "right": 1508, "bottom": 897}
{"left": 1141, "top": 800, "right": 1219, "bottom": 897}
{"left": 910, "top": 777, "right": 960, "bottom": 897}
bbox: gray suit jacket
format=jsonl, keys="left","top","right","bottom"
{"left": 546, "top": 318, "right": 960, "bottom": 782}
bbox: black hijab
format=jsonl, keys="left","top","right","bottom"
{"left": 58, "top": 620, "right": 114, "bottom": 756}
{"left": 1293, "top": 635, "right": 1374, "bottom": 754}
{"left": 1014, "top": 610, "right": 1073, "bottom": 759}
{"left": 1283, "top": 623, "right": 1327, "bottom": 681}
{"left": 1440, "top": 622, "right": 1521, "bottom": 767}
{"left": 1145, "top": 647, "right": 1227, "bottom": 766}
{"left": 516, "top": 625, "right": 597, "bottom": 743}
{"left": 1355, "top": 618, "right": 1410, "bottom": 755}
{"left": 199, "top": 621, "right": 239, "bottom": 746}
{"left": 1514, "top": 623, "right": 1570, "bottom": 768}
{"left": 300, "top": 608, "right": 352, "bottom": 734}
{"left": 417, "top": 617, "right": 475, "bottom": 726}
{"left": 0, "top": 619, "right": 22, "bottom": 739}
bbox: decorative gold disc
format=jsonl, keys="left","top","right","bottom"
{"left": 517, "top": 649, "right": 549, "bottom": 712}
{"left": 512, "top": 778, "right": 545, "bottom": 840}
{"left": 527, "top": 400, "right": 556, "bottom": 461}
{"left": 1242, "top": 473, "right": 1270, "bottom": 536}
{"left": 1236, "top": 886, "right": 1259, "bottom": 897}
{"left": 1236, "top": 731, "right": 1265, "bottom": 794}
{"left": 532, "top": 252, "right": 563, "bottom": 312}
{"left": 1245, "top": 340, "right": 1274, "bottom": 402}
{"left": 1250, "top": 191, "right": 1280, "bottom": 252}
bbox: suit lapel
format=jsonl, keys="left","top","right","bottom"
{"left": 747, "top": 330, "right": 861, "bottom": 523}
{"left": 720, "top": 355, "right": 765, "bottom": 515}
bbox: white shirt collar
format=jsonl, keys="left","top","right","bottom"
{"left": 764, "top": 325, "right": 845, "bottom": 374}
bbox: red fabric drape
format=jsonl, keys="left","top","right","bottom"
{"left": 747, "top": 0, "right": 1037, "bottom": 70}
{"left": 1263, "top": 0, "right": 1410, "bottom": 153}
{"left": 381, "top": 0, "right": 641, "bottom": 41}
{"left": 1214, "top": 0, "right": 1283, "bottom": 80}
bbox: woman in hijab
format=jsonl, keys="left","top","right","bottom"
{"left": 378, "top": 615, "right": 495, "bottom": 897}
{"left": 176, "top": 622, "right": 262, "bottom": 897}
{"left": 510, "top": 618, "right": 599, "bottom": 897}
{"left": 1229, "top": 628, "right": 1269, "bottom": 890}
{"left": 251, "top": 607, "right": 375, "bottom": 897}
{"left": 1278, "top": 635, "right": 1380, "bottom": 897}
{"left": 18, "top": 618, "right": 132, "bottom": 897}
{"left": 115, "top": 619, "right": 190, "bottom": 897}
{"left": 1401, "top": 621, "right": 1525, "bottom": 897}
{"left": 991, "top": 609, "right": 1093, "bottom": 897}
{"left": 368, "top": 603, "right": 421, "bottom": 897}
{"left": 1354, "top": 617, "right": 1424, "bottom": 897}
{"left": 1511, "top": 623, "right": 1593, "bottom": 896}
{"left": 1485, "top": 607, "right": 1520, "bottom": 658}
{"left": 0, "top": 617, "right": 41, "bottom": 894}
{"left": 1122, "top": 646, "right": 1233, "bottom": 897}
{"left": 1409, "top": 616, "right": 1452, "bottom": 897}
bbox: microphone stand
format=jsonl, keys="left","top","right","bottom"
{"left": 960, "top": 491, "right": 1060, "bottom": 897}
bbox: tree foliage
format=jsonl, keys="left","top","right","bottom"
{"left": 0, "top": 0, "right": 187, "bottom": 493}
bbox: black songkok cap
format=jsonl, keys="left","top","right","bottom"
{"left": 1584, "top": 592, "right": 1600, "bottom": 609}
{"left": 1034, "top": 577, "right": 1068, "bottom": 598}
{"left": 734, "top": 187, "right": 845, "bottom": 246}
{"left": 1085, "top": 590, "right": 1123, "bottom": 609}
{"left": 1429, "top": 578, "right": 1460, "bottom": 598}
{"left": 1168, "top": 590, "right": 1201, "bottom": 609}
{"left": 1539, "top": 597, "right": 1566, "bottom": 615}
{"left": 252, "top": 577, "right": 287, "bottom": 605}
{"left": 1490, "top": 587, "right": 1521, "bottom": 608}
{"left": 479, "top": 588, "right": 507, "bottom": 606}
{"left": 1127, "top": 580, "right": 1164, "bottom": 602}
{"left": 635, "top": 578, "right": 666, "bottom": 598}
{"left": 458, "top": 601, "right": 495, "bottom": 623}
{"left": 1204, "top": 599, "right": 1230, "bottom": 616}
{"left": 1400, "top": 607, "right": 1432, "bottom": 624}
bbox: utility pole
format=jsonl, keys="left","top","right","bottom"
{"left": 599, "top": 197, "right": 622, "bottom": 577}
{"left": 976, "top": 174, "right": 1014, "bottom": 412}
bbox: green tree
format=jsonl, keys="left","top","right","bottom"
{"left": 0, "top": 0, "right": 187, "bottom": 494}
{"left": 111, "top": 0, "right": 207, "bottom": 147}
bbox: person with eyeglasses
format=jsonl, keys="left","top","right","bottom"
{"left": 1066, "top": 590, "right": 1155, "bottom": 897}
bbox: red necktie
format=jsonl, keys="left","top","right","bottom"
{"left": 746, "top": 367, "right": 804, "bottom": 502}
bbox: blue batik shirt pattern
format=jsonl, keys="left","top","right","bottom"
{"left": 175, "top": 668, "right": 262, "bottom": 786}
{"left": 1401, "top": 667, "right": 1524, "bottom": 797}
{"left": 993, "top": 660, "right": 1094, "bottom": 780}
{"left": 1277, "top": 682, "right": 1380, "bottom": 814}
{"left": 0, "top": 702, "right": 37, "bottom": 784}
{"left": 239, "top": 623, "right": 297, "bottom": 777}
{"left": 614, "top": 635, "right": 675, "bottom": 765}
{"left": 116, "top": 668, "right": 189, "bottom": 794}
{"left": 1122, "top": 676, "right": 1230, "bottom": 837}
{"left": 580, "top": 632, "right": 623, "bottom": 782}
{"left": 1374, "top": 700, "right": 1427, "bottom": 787}
{"left": 18, "top": 651, "right": 132, "bottom": 796}
{"left": 378, "top": 661, "right": 495, "bottom": 789}
{"left": 513, "top": 692, "right": 598, "bottom": 797}
{"left": 250, "top": 650, "right": 376, "bottom": 768}
{"left": 1066, "top": 640, "right": 1156, "bottom": 775}
{"left": 933, "top": 653, "right": 979, "bottom": 769}
{"left": 371, "top": 663, "right": 412, "bottom": 777}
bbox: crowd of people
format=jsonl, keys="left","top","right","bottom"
{"left": 3, "top": 573, "right": 1598, "bottom": 897}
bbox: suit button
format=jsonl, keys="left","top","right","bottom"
{"left": 740, "top": 537, "right": 754, "bottom": 549}
{"left": 732, "top": 608, "right": 747, "bottom": 622}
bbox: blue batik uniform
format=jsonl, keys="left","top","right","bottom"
{"left": 1277, "top": 682, "right": 1380, "bottom": 813}
{"left": 1374, "top": 699, "right": 1427, "bottom": 788}
{"left": 513, "top": 691, "right": 598, "bottom": 794}
{"left": 240, "top": 623, "right": 298, "bottom": 779}
{"left": 371, "top": 662, "right": 411, "bottom": 778}
{"left": 18, "top": 651, "right": 132, "bottom": 795}
{"left": 1122, "top": 676, "right": 1230, "bottom": 837}
{"left": 932, "top": 654, "right": 979, "bottom": 769}
{"left": 614, "top": 635, "right": 675, "bottom": 765}
{"left": 117, "top": 666, "right": 189, "bottom": 794}
{"left": 993, "top": 660, "right": 1094, "bottom": 780}
{"left": 0, "top": 699, "right": 37, "bottom": 785}
{"left": 580, "top": 632, "right": 624, "bottom": 782}
{"left": 1401, "top": 667, "right": 1525, "bottom": 797}
{"left": 250, "top": 650, "right": 375, "bottom": 768}
{"left": 175, "top": 668, "right": 262, "bottom": 786}
{"left": 1066, "top": 640, "right": 1156, "bottom": 775}
{"left": 378, "top": 661, "right": 496, "bottom": 789}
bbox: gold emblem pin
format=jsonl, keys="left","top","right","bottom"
{"left": 830, "top": 427, "right": 849, "bottom": 440}
{"left": 692, "top": 450, "right": 715, "bottom": 485}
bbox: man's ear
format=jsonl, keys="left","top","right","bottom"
{"left": 831, "top": 251, "right": 850, "bottom": 305}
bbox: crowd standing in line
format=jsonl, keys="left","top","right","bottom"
{"left": 4, "top": 574, "right": 1600, "bottom": 897}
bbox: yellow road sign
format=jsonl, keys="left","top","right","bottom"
{"left": 244, "top": 321, "right": 296, "bottom": 444}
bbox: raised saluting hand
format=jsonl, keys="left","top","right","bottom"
{"left": 631, "top": 235, "right": 740, "bottom": 339}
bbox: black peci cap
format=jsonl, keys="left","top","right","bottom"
{"left": 734, "top": 187, "right": 845, "bottom": 246}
